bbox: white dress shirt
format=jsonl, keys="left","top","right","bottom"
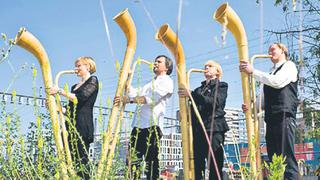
{"left": 128, "top": 74, "right": 174, "bottom": 129}
{"left": 253, "top": 59, "right": 298, "bottom": 89}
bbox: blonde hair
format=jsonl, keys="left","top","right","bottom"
{"left": 75, "top": 56, "right": 96, "bottom": 74}
{"left": 204, "top": 60, "right": 223, "bottom": 80}
{"left": 273, "top": 43, "right": 289, "bottom": 60}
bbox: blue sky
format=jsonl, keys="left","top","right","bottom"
{"left": 0, "top": 0, "right": 297, "bottom": 123}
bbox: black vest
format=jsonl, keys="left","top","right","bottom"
{"left": 263, "top": 62, "right": 298, "bottom": 120}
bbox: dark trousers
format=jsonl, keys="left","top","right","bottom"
{"left": 194, "top": 130, "right": 225, "bottom": 180}
{"left": 69, "top": 136, "right": 91, "bottom": 180}
{"left": 128, "top": 126, "right": 162, "bottom": 180}
{"left": 266, "top": 113, "right": 299, "bottom": 180}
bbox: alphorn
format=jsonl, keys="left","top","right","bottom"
{"left": 54, "top": 70, "right": 76, "bottom": 176}
{"left": 96, "top": 8, "right": 136, "bottom": 178}
{"left": 103, "top": 58, "right": 152, "bottom": 177}
{"left": 186, "top": 69, "right": 222, "bottom": 180}
{"left": 213, "top": 3, "right": 257, "bottom": 177}
{"left": 14, "top": 28, "right": 68, "bottom": 179}
{"left": 156, "top": 24, "right": 195, "bottom": 180}
{"left": 250, "top": 54, "right": 271, "bottom": 180}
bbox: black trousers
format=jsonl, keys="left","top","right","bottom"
{"left": 128, "top": 126, "right": 162, "bottom": 180}
{"left": 193, "top": 129, "right": 225, "bottom": 180}
{"left": 266, "top": 113, "right": 299, "bottom": 180}
{"left": 68, "top": 135, "right": 91, "bottom": 180}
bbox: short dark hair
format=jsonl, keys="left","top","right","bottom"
{"left": 155, "top": 55, "right": 173, "bottom": 75}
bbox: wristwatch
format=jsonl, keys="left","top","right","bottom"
{"left": 129, "top": 97, "right": 134, "bottom": 104}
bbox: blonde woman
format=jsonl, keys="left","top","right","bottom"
{"left": 50, "top": 56, "right": 99, "bottom": 179}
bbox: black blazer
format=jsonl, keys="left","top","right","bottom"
{"left": 191, "top": 79, "right": 229, "bottom": 133}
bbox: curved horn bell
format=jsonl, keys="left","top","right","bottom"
{"left": 96, "top": 8, "right": 137, "bottom": 178}
{"left": 156, "top": 24, "right": 195, "bottom": 180}
{"left": 15, "top": 28, "right": 69, "bottom": 179}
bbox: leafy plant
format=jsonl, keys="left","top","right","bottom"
{"left": 264, "top": 154, "right": 287, "bottom": 180}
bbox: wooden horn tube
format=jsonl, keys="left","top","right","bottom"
{"left": 96, "top": 8, "right": 137, "bottom": 178}
{"left": 156, "top": 24, "right": 195, "bottom": 180}
{"left": 103, "top": 58, "right": 152, "bottom": 177}
{"left": 250, "top": 54, "right": 271, "bottom": 180}
{"left": 214, "top": 3, "right": 256, "bottom": 177}
{"left": 54, "top": 70, "right": 76, "bottom": 176}
{"left": 14, "top": 28, "right": 68, "bottom": 179}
